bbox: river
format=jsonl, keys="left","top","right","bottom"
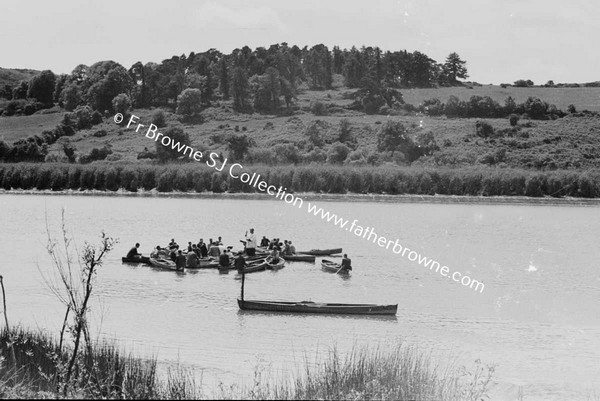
{"left": 1, "top": 193, "right": 599, "bottom": 400}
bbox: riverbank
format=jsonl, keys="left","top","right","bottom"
{"left": 2, "top": 188, "right": 600, "bottom": 206}
{"left": 0, "top": 327, "right": 493, "bottom": 400}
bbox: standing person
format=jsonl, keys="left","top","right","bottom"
{"left": 234, "top": 252, "right": 247, "bottom": 273}
{"left": 126, "top": 243, "right": 142, "bottom": 260}
{"left": 170, "top": 248, "right": 178, "bottom": 262}
{"left": 219, "top": 249, "right": 231, "bottom": 268}
{"left": 175, "top": 250, "right": 186, "bottom": 271}
{"left": 289, "top": 241, "right": 296, "bottom": 255}
{"left": 245, "top": 228, "right": 257, "bottom": 256}
{"left": 169, "top": 238, "right": 178, "bottom": 250}
{"left": 199, "top": 240, "right": 208, "bottom": 258}
{"left": 186, "top": 249, "right": 199, "bottom": 268}
{"left": 217, "top": 236, "right": 223, "bottom": 245}
{"left": 341, "top": 254, "right": 352, "bottom": 271}
{"left": 187, "top": 242, "right": 193, "bottom": 252}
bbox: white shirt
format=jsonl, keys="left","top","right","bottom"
{"left": 246, "top": 233, "right": 257, "bottom": 248}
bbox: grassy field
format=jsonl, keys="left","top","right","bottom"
{"left": 0, "top": 110, "right": 64, "bottom": 142}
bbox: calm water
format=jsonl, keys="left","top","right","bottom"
{"left": 1, "top": 193, "right": 599, "bottom": 400}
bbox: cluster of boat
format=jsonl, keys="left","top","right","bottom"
{"left": 122, "top": 246, "right": 350, "bottom": 275}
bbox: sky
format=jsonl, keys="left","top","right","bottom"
{"left": 1, "top": 0, "right": 598, "bottom": 85}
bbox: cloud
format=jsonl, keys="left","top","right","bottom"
{"left": 195, "top": 1, "right": 287, "bottom": 33}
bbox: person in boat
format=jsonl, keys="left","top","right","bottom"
{"left": 283, "top": 240, "right": 291, "bottom": 255}
{"left": 169, "top": 238, "right": 178, "bottom": 250}
{"left": 187, "top": 242, "right": 193, "bottom": 252}
{"left": 245, "top": 228, "right": 257, "bottom": 256}
{"left": 268, "top": 247, "right": 280, "bottom": 264}
{"left": 217, "top": 236, "right": 223, "bottom": 245}
{"left": 126, "top": 243, "right": 142, "bottom": 260}
{"left": 186, "top": 248, "right": 199, "bottom": 268}
{"left": 192, "top": 243, "right": 200, "bottom": 257}
{"left": 208, "top": 242, "right": 221, "bottom": 257}
{"left": 341, "top": 254, "right": 352, "bottom": 271}
{"left": 199, "top": 240, "right": 208, "bottom": 258}
{"left": 219, "top": 249, "right": 231, "bottom": 268}
{"left": 260, "top": 236, "right": 269, "bottom": 247}
{"left": 150, "top": 245, "right": 161, "bottom": 259}
{"left": 175, "top": 250, "right": 186, "bottom": 271}
{"left": 234, "top": 252, "right": 247, "bottom": 273}
{"left": 288, "top": 241, "right": 296, "bottom": 255}
{"left": 170, "top": 247, "right": 178, "bottom": 262}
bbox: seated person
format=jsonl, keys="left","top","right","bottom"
{"left": 234, "top": 253, "right": 247, "bottom": 272}
{"left": 127, "top": 243, "right": 141, "bottom": 260}
{"left": 341, "top": 254, "right": 352, "bottom": 270}
{"left": 150, "top": 245, "right": 161, "bottom": 259}
{"left": 288, "top": 241, "right": 296, "bottom": 255}
{"left": 260, "top": 236, "right": 269, "bottom": 247}
{"left": 269, "top": 248, "right": 280, "bottom": 264}
{"left": 168, "top": 238, "right": 178, "bottom": 250}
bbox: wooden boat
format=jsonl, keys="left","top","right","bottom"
{"left": 298, "top": 248, "right": 342, "bottom": 256}
{"left": 237, "top": 299, "right": 397, "bottom": 315}
{"left": 281, "top": 254, "right": 315, "bottom": 263}
{"left": 321, "top": 259, "right": 351, "bottom": 275}
{"left": 122, "top": 256, "right": 151, "bottom": 265}
{"left": 148, "top": 257, "right": 179, "bottom": 271}
{"left": 238, "top": 258, "right": 268, "bottom": 274}
{"left": 265, "top": 258, "right": 285, "bottom": 270}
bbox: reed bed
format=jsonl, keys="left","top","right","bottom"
{"left": 0, "top": 162, "right": 599, "bottom": 198}
{"left": 1, "top": 327, "right": 493, "bottom": 400}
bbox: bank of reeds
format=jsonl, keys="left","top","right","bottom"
{"left": 0, "top": 162, "right": 599, "bottom": 198}
{"left": 1, "top": 327, "right": 492, "bottom": 400}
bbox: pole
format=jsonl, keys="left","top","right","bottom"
{"left": 240, "top": 263, "right": 245, "bottom": 301}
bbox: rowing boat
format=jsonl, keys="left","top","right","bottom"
{"left": 238, "top": 258, "right": 268, "bottom": 274}
{"left": 265, "top": 258, "right": 285, "bottom": 270}
{"left": 149, "top": 257, "right": 180, "bottom": 271}
{"left": 237, "top": 299, "right": 397, "bottom": 315}
{"left": 281, "top": 254, "right": 315, "bottom": 262}
{"left": 122, "top": 256, "right": 151, "bottom": 265}
{"left": 321, "top": 259, "right": 351, "bottom": 275}
{"left": 298, "top": 248, "right": 342, "bottom": 256}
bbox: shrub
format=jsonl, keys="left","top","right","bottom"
{"left": 91, "top": 110, "right": 103, "bottom": 125}
{"left": 475, "top": 121, "right": 495, "bottom": 138}
{"left": 155, "top": 126, "right": 190, "bottom": 162}
{"left": 79, "top": 146, "right": 112, "bottom": 163}
{"left": 310, "top": 100, "right": 328, "bottom": 116}
{"left": 74, "top": 105, "right": 94, "bottom": 129}
{"left": 93, "top": 129, "right": 107, "bottom": 137}
{"left": 326, "top": 142, "right": 351, "bottom": 164}
{"left": 151, "top": 109, "right": 167, "bottom": 128}
{"left": 508, "top": 114, "right": 519, "bottom": 126}
{"left": 567, "top": 104, "right": 577, "bottom": 114}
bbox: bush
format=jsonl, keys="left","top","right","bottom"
{"left": 151, "top": 109, "right": 167, "bottom": 128}
{"left": 326, "top": 142, "right": 351, "bottom": 164}
{"left": 74, "top": 105, "right": 94, "bottom": 129}
{"left": 79, "top": 146, "right": 112, "bottom": 164}
{"left": 508, "top": 114, "right": 519, "bottom": 126}
{"left": 93, "top": 129, "right": 107, "bottom": 137}
{"left": 155, "top": 126, "right": 190, "bottom": 162}
{"left": 310, "top": 100, "right": 328, "bottom": 116}
{"left": 475, "top": 121, "right": 495, "bottom": 138}
{"left": 91, "top": 110, "right": 103, "bottom": 125}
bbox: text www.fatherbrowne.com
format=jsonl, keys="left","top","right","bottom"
{"left": 119, "top": 113, "right": 485, "bottom": 294}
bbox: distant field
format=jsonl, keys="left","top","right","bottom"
{"left": 402, "top": 86, "right": 600, "bottom": 111}
{"left": 0, "top": 67, "right": 40, "bottom": 87}
{"left": 0, "top": 112, "right": 64, "bottom": 142}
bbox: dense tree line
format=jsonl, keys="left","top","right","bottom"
{"left": 1, "top": 163, "right": 598, "bottom": 198}
{"left": 1, "top": 43, "right": 469, "bottom": 118}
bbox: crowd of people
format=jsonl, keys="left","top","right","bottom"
{"left": 124, "top": 227, "right": 351, "bottom": 272}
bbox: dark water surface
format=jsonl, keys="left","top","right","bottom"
{"left": 1, "top": 193, "right": 599, "bottom": 400}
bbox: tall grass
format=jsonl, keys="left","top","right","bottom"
{"left": 215, "top": 343, "right": 494, "bottom": 400}
{"left": 0, "top": 162, "right": 599, "bottom": 198}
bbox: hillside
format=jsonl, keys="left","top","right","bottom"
{"left": 0, "top": 67, "right": 40, "bottom": 88}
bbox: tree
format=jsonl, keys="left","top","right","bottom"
{"left": 218, "top": 58, "right": 230, "bottom": 99}
{"left": 41, "top": 212, "right": 117, "bottom": 395}
{"left": 250, "top": 67, "right": 281, "bottom": 114}
{"left": 227, "top": 134, "right": 255, "bottom": 161}
{"left": 155, "top": 126, "right": 190, "bottom": 161}
{"left": 377, "top": 120, "right": 410, "bottom": 155}
{"left": 231, "top": 67, "right": 251, "bottom": 113}
{"left": 84, "top": 61, "right": 133, "bottom": 112}
{"left": 28, "top": 70, "right": 56, "bottom": 106}
{"left": 12, "top": 81, "right": 28, "bottom": 99}
{"left": 442, "top": 52, "right": 468, "bottom": 83}
{"left": 304, "top": 44, "right": 332, "bottom": 89}
{"left": 60, "top": 83, "right": 83, "bottom": 111}
{"left": 111, "top": 93, "right": 132, "bottom": 116}
{"left": 176, "top": 88, "right": 202, "bottom": 117}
